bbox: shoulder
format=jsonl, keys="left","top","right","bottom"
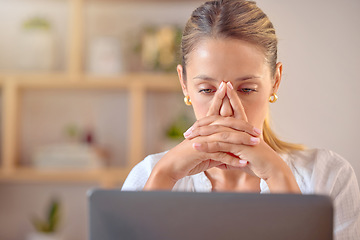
{"left": 121, "top": 151, "right": 167, "bottom": 191}
{"left": 288, "top": 148, "right": 350, "bottom": 169}
{"left": 286, "top": 148, "right": 353, "bottom": 173}
{"left": 134, "top": 151, "right": 167, "bottom": 172}
{"left": 289, "top": 149, "right": 360, "bottom": 238}
{"left": 284, "top": 148, "right": 358, "bottom": 195}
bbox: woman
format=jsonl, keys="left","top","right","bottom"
{"left": 122, "top": 0, "right": 360, "bottom": 238}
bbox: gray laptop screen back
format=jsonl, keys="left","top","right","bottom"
{"left": 89, "top": 190, "right": 333, "bottom": 240}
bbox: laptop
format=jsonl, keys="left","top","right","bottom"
{"left": 88, "top": 190, "right": 333, "bottom": 240}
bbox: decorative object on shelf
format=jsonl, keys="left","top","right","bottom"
{"left": 27, "top": 198, "right": 63, "bottom": 240}
{"left": 82, "top": 126, "right": 111, "bottom": 167}
{"left": 65, "top": 124, "right": 81, "bottom": 143}
{"left": 87, "top": 36, "right": 123, "bottom": 75}
{"left": 31, "top": 124, "right": 107, "bottom": 169}
{"left": 32, "top": 143, "right": 105, "bottom": 169}
{"left": 135, "top": 25, "right": 182, "bottom": 72}
{"left": 17, "top": 16, "right": 55, "bottom": 72}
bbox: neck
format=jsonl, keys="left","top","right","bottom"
{"left": 205, "top": 168, "right": 260, "bottom": 192}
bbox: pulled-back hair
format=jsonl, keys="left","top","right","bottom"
{"left": 180, "top": 0, "right": 304, "bottom": 153}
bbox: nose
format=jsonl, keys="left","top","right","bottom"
{"left": 220, "top": 95, "right": 234, "bottom": 117}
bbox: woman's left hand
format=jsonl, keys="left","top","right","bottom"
{"left": 185, "top": 82, "right": 301, "bottom": 193}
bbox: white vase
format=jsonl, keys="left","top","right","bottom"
{"left": 17, "top": 29, "right": 55, "bottom": 71}
{"left": 87, "top": 36, "right": 123, "bottom": 75}
{"left": 26, "top": 232, "right": 63, "bottom": 240}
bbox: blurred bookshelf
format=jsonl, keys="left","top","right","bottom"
{"left": 0, "top": 0, "right": 200, "bottom": 188}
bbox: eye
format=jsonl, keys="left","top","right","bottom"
{"left": 239, "top": 88, "right": 256, "bottom": 94}
{"left": 199, "top": 88, "right": 215, "bottom": 94}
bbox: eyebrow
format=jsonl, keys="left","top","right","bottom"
{"left": 193, "top": 74, "right": 261, "bottom": 81}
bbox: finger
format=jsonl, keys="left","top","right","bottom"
{"left": 189, "top": 115, "right": 260, "bottom": 134}
{"left": 193, "top": 145, "right": 246, "bottom": 168}
{"left": 192, "top": 131, "right": 261, "bottom": 146}
{"left": 183, "top": 115, "right": 221, "bottom": 138}
{"left": 190, "top": 115, "right": 221, "bottom": 130}
{"left": 226, "top": 82, "right": 248, "bottom": 121}
{"left": 186, "top": 125, "right": 233, "bottom": 140}
{"left": 193, "top": 142, "right": 249, "bottom": 166}
{"left": 185, "top": 117, "right": 261, "bottom": 139}
{"left": 206, "top": 81, "right": 226, "bottom": 116}
{"left": 185, "top": 124, "right": 260, "bottom": 140}
{"left": 216, "top": 164, "right": 245, "bottom": 170}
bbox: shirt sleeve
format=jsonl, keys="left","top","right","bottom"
{"left": 121, "top": 153, "right": 161, "bottom": 191}
{"left": 314, "top": 150, "right": 360, "bottom": 240}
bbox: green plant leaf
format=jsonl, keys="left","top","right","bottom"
{"left": 47, "top": 199, "right": 60, "bottom": 232}
{"left": 23, "top": 17, "right": 51, "bottom": 30}
{"left": 30, "top": 198, "right": 61, "bottom": 233}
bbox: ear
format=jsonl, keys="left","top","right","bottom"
{"left": 272, "top": 62, "right": 283, "bottom": 94}
{"left": 177, "top": 64, "right": 188, "bottom": 96}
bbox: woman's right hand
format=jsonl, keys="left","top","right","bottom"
{"left": 144, "top": 81, "right": 260, "bottom": 190}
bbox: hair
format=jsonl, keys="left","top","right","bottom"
{"left": 180, "top": 0, "right": 304, "bottom": 153}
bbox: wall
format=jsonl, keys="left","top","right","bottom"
{"left": 257, "top": 0, "right": 360, "bottom": 182}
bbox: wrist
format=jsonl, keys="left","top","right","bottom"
{"left": 143, "top": 165, "right": 178, "bottom": 191}
{"left": 265, "top": 162, "right": 301, "bottom": 194}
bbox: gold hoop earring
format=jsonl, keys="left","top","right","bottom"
{"left": 269, "top": 93, "right": 278, "bottom": 103}
{"left": 184, "top": 96, "right": 192, "bottom": 106}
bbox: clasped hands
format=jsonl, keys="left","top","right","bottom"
{"left": 145, "top": 81, "right": 300, "bottom": 193}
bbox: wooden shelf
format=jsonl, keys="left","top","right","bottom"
{"left": 87, "top": 0, "right": 200, "bottom": 2}
{"left": 0, "top": 0, "right": 185, "bottom": 188}
{"left": 0, "top": 167, "right": 131, "bottom": 187}
{"left": 0, "top": 73, "right": 181, "bottom": 91}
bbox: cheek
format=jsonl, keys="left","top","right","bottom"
{"left": 241, "top": 95, "right": 269, "bottom": 128}
{"left": 189, "top": 94, "right": 212, "bottom": 120}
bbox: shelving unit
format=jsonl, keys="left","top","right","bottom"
{"left": 0, "top": 0, "right": 184, "bottom": 187}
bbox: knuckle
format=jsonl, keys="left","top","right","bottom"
{"left": 220, "top": 131, "right": 230, "bottom": 140}
{"left": 190, "top": 128, "right": 198, "bottom": 136}
{"left": 210, "top": 125, "right": 221, "bottom": 132}
{"left": 215, "top": 152, "right": 226, "bottom": 160}
{"left": 212, "top": 142, "right": 221, "bottom": 151}
{"left": 197, "top": 127, "right": 206, "bottom": 136}
{"left": 224, "top": 153, "right": 239, "bottom": 167}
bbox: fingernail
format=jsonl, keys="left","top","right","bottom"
{"left": 183, "top": 126, "right": 193, "bottom": 138}
{"left": 239, "top": 160, "right": 248, "bottom": 165}
{"left": 193, "top": 143, "right": 201, "bottom": 148}
{"left": 250, "top": 137, "right": 260, "bottom": 144}
{"left": 227, "top": 82, "right": 233, "bottom": 90}
{"left": 219, "top": 81, "right": 225, "bottom": 90}
{"left": 254, "top": 127, "right": 262, "bottom": 135}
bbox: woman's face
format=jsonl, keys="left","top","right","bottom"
{"left": 177, "top": 38, "right": 282, "bottom": 130}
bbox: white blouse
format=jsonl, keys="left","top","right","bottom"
{"left": 121, "top": 148, "right": 360, "bottom": 240}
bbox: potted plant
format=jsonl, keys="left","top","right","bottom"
{"left": 27, "top": 199, "right": 63, "bottom": 240}
{"left": 17, "top": 16, "right": 55, "bottom": 71}
{"left": 164, "top": 113, "right": 193, "bottom": 150}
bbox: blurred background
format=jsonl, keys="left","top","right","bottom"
{"left": 0, "top": 0, "right": 359, "bottom": 239}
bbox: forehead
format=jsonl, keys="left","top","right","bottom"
{"left": 186, "top": 38, "right": 268, "bottom": 79}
